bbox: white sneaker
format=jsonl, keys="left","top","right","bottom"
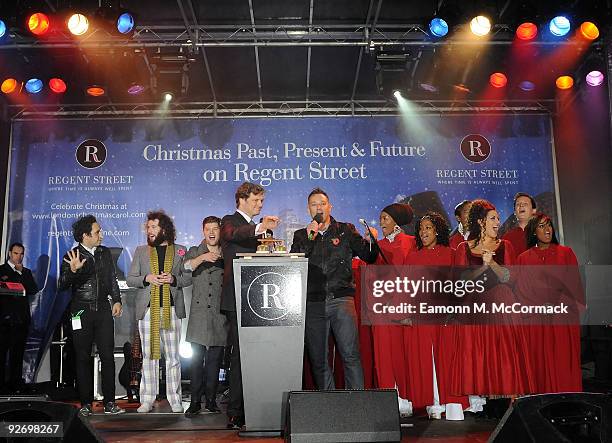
{"left": 137, "top": 403, "right": 153, "bottom": 413}
{"left": 398, "top": 398, "right": 413, "bottom": 417}
{"left": 171, "top": 404, "right": 184, "bottom": 413}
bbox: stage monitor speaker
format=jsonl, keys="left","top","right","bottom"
{"left": 490, "top": 393, "right": 612, "bottom": 443}
{"left": 0, "top": 400, "right": 103, "bottom": 442}
{"left": 285, "top": 389, "right": 400, "bottom": 442}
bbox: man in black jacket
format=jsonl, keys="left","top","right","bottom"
{"left": 0, "top": 242, "right": 38, "bottom": 393}
{"left": 220, "top": 182, "right": 279, "bottom": 429}
{"left": 59, "top": 215, "right": 125, "bottom": 416}
{"left": 291, "top": 188, "right": 379, "bottom": 390}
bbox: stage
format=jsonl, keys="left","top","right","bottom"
{"left": 86, "top": 399, "right": 496, "bottom": 443}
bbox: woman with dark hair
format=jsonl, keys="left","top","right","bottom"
{"left": 369, "top": 203, "right": 416, "bottom": 415}
{"left": 517, "top": 213, "right": 582, "bottom": 392}
{"left": 404, "top": 213, "right": 468, "bottom": 418}
{"left": 452, "top": 199, "right": 534, "bottom": 402}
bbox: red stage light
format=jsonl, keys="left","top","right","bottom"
{"left": 1, "top": 78, "right": 19, "bottom": 94}
{"left": 516, "top": 22, "right": 538, "bottom": 40}
{"left": 489, "top": 72, "right": 507, "bottom": 88}
{"left": 49, "top": 78, "right": 67, "bottom": 93}
{"left": 579, "top": 22, "right": 599, "bottom": 41}
{"left": 556, "top": 76, "right": 573, "bottom": 90}
{"left": 87, "top": 86, "right": 105, "bottom": 96}
{"left": 27, "top": 13, "right": 50, "bottom": 36}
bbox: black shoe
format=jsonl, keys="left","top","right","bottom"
{"left": 104, "top": 402, "right": 126, "bottom": 415}
{"left": 205, "top": 400, "right": 220, "bottom": 413}
{"left": 79, "top": 404, "right": 93, "bottom": 417}
{"left": 227, "top": 415, "right": 245, "bottom": 429}
{"left": 184, "top": 403, "right": 202, "bottom": 417}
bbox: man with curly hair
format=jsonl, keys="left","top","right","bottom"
{"left": 127, "top": 210, "right": 191, "bottom": 413}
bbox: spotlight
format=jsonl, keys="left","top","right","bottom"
{"left": 1, "top": 78, "right": 19, "bottom": 94}
{"left": 519, "top": 80, "right": 536, "bottom": 91}
{"left": 163, "top": 92, "right": 174, "bottom": 101}
{"left": 393, "top": 90, "right": 402, "bottom": 99}
{"left": 67, "top": 13, "right": 89, "bottom": 36}
{"left": 25, "top": 78, "right": 43, "bottom": 94}
{"left": 0, "top": 19, "right": 6, "bottom": 38}
{"left": 179, "top": 342, "right": 193, "bottom": 359}
{"left": 516, "top": 22, "right": 538, "bottom": 41}
{"left": 586, "top": 71, "right": 604, "bottom": 87}
{"left": 117, "top": 12, "right": 135, "bottom": 34}
{"left": 127, "top": 83, "right": 145, "bottom": 95}
{"left": 549, "top": 16, "right": 570, "bottom": 37}
{"left": 27, "top": 12, "right": 51, "bottom": 36}
{"left": 419, "top": 83, "right": 438, "bottom": 92}
{"left": 87, "top": 86, "right": 105, "bottom": 96}
{"left": 579, "top": 22, "right": 599, "bottom": 41}
{"left": 429, "top": 18, "right": 448, "bottom": 38}
{"left": 453, "top": 83, "right": 470, "bottom": 93}
{"left": 49, "top": 78, "right": 67, "bottom": 93}
{"left": 489, "top": 72, "right": 507, "bottom": 88}
{"left": 555, "top": 75, "right": 573, "bottom": 90}
{"left": 470, "top": 16, "right": 491, "bottom": 36}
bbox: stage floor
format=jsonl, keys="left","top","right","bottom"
{"left": 87, "top": 399, "right": 496, "bottom": 442}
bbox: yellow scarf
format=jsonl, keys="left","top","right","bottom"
{"left": 149, "top": 244, "right": 174, "bottom": 360}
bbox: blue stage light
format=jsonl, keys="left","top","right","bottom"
{"left": 549, "top": 16, "right": 570, "bottom": 36}
{"left": 0, "top": 20, "right": 6, "bottom": 38}
{"left": 25, "top": 78, "right": 43, "bottom": 94}
{"left": 117, "top": 13, "right": 134, "bottom": 34}
{"left": 519, "top": 81, "right": 535, "bottom": 92}
{"left": 429, "top": 18, "right": 448, "bottom": 37}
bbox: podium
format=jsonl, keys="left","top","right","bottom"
{"left": 233, "top": 254, "right": 308, "bottom": 435}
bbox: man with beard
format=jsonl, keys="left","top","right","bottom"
{"left": 220, "top": 182, "right": 279, "bottom": 429}
{"left": 0, "top": 242, "right": 38, "bottom": 394}
{"left": 183, "top": 216, "right": 227, "bottom": 417}
{"left": 502, "top": 192, "right": 537, "bottom": 256}
{"left": 127, "top": 210, "right": 191, "bottom": 413}
{"left": 59, "top": 216, "right": 124, "bottom": 416}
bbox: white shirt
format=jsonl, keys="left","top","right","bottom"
{"left": 7, "top": 260, "right": 22, "bottom": 275}
{"left": 237, "top": 209, "right": 264, "bottom": 235}
{"left": 80, "top": 244, "right": 97, "bottom": 257}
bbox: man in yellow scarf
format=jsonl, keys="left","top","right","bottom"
{"left": 127, "top": 210, "right": 191, "bottom": 413}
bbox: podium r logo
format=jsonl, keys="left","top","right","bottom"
{"left": 261, "top": 283, "right": 285, "bottom": 309}
{"left": 247, "top": 272, "right": 290, "bottom": 321}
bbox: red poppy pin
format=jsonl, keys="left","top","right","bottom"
{"left": 331, "top": 238, "right": 340, "bottom": 246}
{"left": 177, "top": 248, "right": 186, "bottom": 256}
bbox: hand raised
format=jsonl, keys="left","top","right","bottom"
{"left": 261, "top": 215, "right": 280, "bottom": 231}
{"left": 64, "top": 249, "right": 87, "bottom": 273}
{"left": 307, "top": 219, "right": 319, "bottom": 240}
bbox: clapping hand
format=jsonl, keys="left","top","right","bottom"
{"left": 64, "top": 249, "right": 87, "bottom": 273}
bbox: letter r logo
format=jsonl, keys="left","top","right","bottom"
{"left": 76, "top": 139, "right": 107, "bottom": 169}
{"left": 460, "top": 134, "right": 491, "bottom": 163}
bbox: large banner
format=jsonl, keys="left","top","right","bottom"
{"left": 5, "top": 115, "right": 556, "bottom": 379}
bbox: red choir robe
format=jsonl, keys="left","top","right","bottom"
{"left": 449, "top": 231, "right": 466, "bottom": 251}
{"left": 516, "top": 244, "right": 582, "bottom": 393}
{"left": 502, "top": 226, "right": 528, "bottom": 257}
{"left": 451, "top": 240, "right": 536, "bottom": 396}
{"left": 370, "top": 233, "right": 416, "bottom": 399}
{"left": 403, "top": 246, "right": 469, "bottom": 410}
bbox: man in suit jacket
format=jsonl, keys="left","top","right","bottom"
{"left": 0, "top": 242, "right": 38, "bottom": 394}
{"left": 127, "top": 210, "right": 191, "bottom": 413}
{"left": 220, "top": 182, "right": 279, "bottom": 429}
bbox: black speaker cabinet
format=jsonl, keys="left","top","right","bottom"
{"left": 285, "top": 389, "right": 400, "bottom": 442}
{"left": 490, "top": 393, "right": 612, "bottom": 443}
{"left": 0, "top": 400, "right": 103, "bottom": 442}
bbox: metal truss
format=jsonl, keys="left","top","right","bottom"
{"left": 0, "top": 22, "right": 596, "bottom": 50}
{"left": 9, "top": 99, "right": 555, "bottom": 120}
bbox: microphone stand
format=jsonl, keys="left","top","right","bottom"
{"left": 361, "top": 219, "right": 389, "bottom": 264}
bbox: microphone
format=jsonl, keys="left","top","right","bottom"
{"left": 359, "top": 218, "right": 388, "bottom": 264}
{"left": 308, "top": 213, "right": 325, "bottom": 240}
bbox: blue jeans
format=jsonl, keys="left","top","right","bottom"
{"left": 305, "top": 297, "right": 364, "bottom": 390}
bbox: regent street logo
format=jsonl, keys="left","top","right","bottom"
{"left": 460, "top": 134, "right": 491, "bottom": 163}
{"left": 247, "top": 272, "right": 290, "bottom": 321}
{"left": 76, "top": 139, "right": 107, "bottom": 169}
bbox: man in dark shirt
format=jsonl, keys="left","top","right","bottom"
{"left": 0, "top": 242, "right": 38, "bottom": 393}
{"left": 291, "top": 188, "right": 379, "bottom": 390}
{"left": 59, "top": 215, "right": 124, "bottom": 416}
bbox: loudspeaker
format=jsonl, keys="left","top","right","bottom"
{"left": 0, "top": 400, "right": 103, "bottom": 442}
{"left": 285, "top": 390, "right": 400, "bottom": 442}
{"left": 490, "top": 393, "right": 612, "bottom": 443}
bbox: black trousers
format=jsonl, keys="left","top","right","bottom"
{"left": 0, "top": 317, "right": 29, "bottom": 391}
{"left": 71, "top": 303, "right": 115, "bottom": 406}
{"left": 226, "top": 311, "right": 243, "bottom": 417}
{"left": 190, "top": 343, "right": 223, "bottom": 404}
